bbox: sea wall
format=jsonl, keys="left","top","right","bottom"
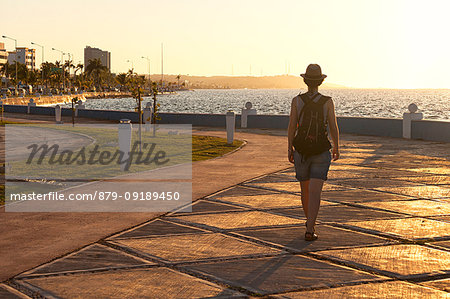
{"left": 2, "top": 106, "right": 449, "bottom": 143}
{"left": 411, "top": 119, "right": 450, "bottom": 143}
{"left": 1, "top": 94, "right": 86, "bottom": 106}
{"left": 1, "top": 91, "right": 130, "bottom": 106}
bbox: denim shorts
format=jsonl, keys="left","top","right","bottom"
{"left": 293, "top": 150, "right": 332, "bottom": 181}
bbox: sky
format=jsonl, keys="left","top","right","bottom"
{"left": 1, "top": 0, "right": 449, "bottom": 88}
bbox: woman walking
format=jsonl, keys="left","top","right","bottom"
{"left": 287, "top": 64, "right": 340, "bottom": 241}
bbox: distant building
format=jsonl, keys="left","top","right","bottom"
{"left": 84, "top": 46, "right": 111, "bottom": 72}
{"left": 0, "top": 43, "right": 7, "bottom": 86}
{"left": 0, "top": 42, "right": 9, "bottom": 65}
{"left": 7, "top": 47, "right": 36, "bottom": 70}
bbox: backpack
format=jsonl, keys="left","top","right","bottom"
{"left": 293, "top": 93, "right": 332, "bottom": 158}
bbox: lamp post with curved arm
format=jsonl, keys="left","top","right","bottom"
{"left": 67, "top": 53, "right": 73, "bottom": 90}
{"left": 2, "top": 35, "right": 18, "bottom": 93}
{"left": 52, "top": 47, "right": 65, "bottom": 91}
{"left": 31, "top": 41, "right": 44, "bottom": 87}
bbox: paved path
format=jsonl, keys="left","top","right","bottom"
{"left": 4, "top": 126, "right": 94, "bottom": 161}
{"left": 1, "top": 116, "right": 449, "bottom": 297}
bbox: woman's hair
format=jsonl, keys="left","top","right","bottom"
{"left": 304, "top": 78, "right": 324, "bottom": 88}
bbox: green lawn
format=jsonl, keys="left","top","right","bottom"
{"left": 0, "top": 124, "right": 243, "bottom": 205}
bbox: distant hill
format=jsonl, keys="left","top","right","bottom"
{"left": 146, "top": 74, "right": 348, "bottom": 89}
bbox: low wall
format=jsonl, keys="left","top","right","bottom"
{"left": 2, "top": 105, "right": 448, "bottom": 143}
{"left": 1, "top": 94, "right": 85, "bottom": 106}
{"left": 411, "top": 119, "right": 450, "bottom": 143}
{"left": 337, "top": 117, "right": 402, "bottom": 138}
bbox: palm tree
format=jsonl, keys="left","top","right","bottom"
{"left": 115, "top": 73, "right": 128, "bottom": 91}
{"left": 40, "top": 62, "right": 55, "bottom": 88}
{"left": 72, "top": 63, "right": 84, "bottom": 90}
{"left": 64, "top": 59, "right": 75, "bottom": 88}
{"left": 85, "top": 58, "right": 107, "bottom": 90}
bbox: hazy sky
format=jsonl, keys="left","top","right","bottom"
{"left": 1, "top": 0, "right": 449, "bottom": 88}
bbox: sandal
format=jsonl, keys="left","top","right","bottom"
{"left": 305, "top": 230, "right": 318, "bottom": 241}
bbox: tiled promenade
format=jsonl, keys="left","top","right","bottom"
{"left": 1, "top": 130, "right": 450, "bottom": 298}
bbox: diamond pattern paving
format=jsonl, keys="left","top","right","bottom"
{"left": 343, "top": 217, "right": 450, "bottom": 240}
{"left": 173, "top": 210, "right": 303, "bottom": 230}
{"left": 209, "top": 193, "right": 303, "bottom": 209}
{"left": 186, "top": 255, "right": 382, "bottom": 295}
{"left": 111, "top": 219, "right": 206, "bottom": 239}
{"left": 329, "top": 178, "right": 420, "bottom": 189}
{"left": 274, "top": 280, "right": 450, "bottom": 298}
{"left": 234, "top": 225, "right": 393, "bottom": 252}
{"left": 171, "top": 199, "right": 246, "bottom": 215}
{"left": 243, "top": 181, "right": 348, "bottom": 193}
{"left": 321, "top": 189, "right": 413, "bottom": 203}
{"left": 21, "top": 244, "right": 152, "bottom": 276}
{"left": 374, "top": 185, "right": 450, "bottom": 199}
{"left": 21, "top": 268, "right": 243, "bottom": 298}
{"left": 111, "top": 233, "right": 281, "bottom": 263}
{"left": 5, "top": 134, "right": 450, "bottom": 298}
{"left": 272, "top": 204, "right": 402, "bottom": 223}
{"left": 210, "top": 185, "right": 276, "bottom": 198}
{"left": 360, "top": 199, "right": 450, "bottom": 216}
{"left": 315, "top": 244, "right": 450, "bottom": 278}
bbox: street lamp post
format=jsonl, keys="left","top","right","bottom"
{"left": 31, "top": 41, "right": 44, "bottom": 88}
{"left": 67, "top": 53, "right": 73, "bottom": 90}
{"left": 141, "top": 56, "right": 151, "bottom": 92}
{"left": 2, "top": 35, "right": 18, "bottom": 94}
{"left": 52, "top": 47, "right": 65, "bottom": 92}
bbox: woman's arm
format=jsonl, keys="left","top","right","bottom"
{"left": 327, "top": 99, "right": 340, "bottom": 161}
{"left": 287, "top": 97, "right": 298, "bottom": 163}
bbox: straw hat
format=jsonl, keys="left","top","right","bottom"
{"left": 300, "top": 64, "right": 327, "bottom": 80}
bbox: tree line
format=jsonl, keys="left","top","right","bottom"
{"left": 0, "top": 58, "right": 152, "bottom": 92}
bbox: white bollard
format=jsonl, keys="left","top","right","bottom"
{"left": 403, "top": 103, "right": 423, "bottom": 139}
{"left": 118, "top": 119, "right": 133, "bottom": 171}
{"left": 226, "top": 110, "right": 236, "bottom": 144}
{"left": 75, "top": 99, "right": 85, "bottom": 117}
{"left": 27, "top": 98, "right": 36, "bottom": 114}
{"left": 55, "top": 105, "right": 62, "bottom": 124}
{"left": 241, "top": 101, "right": 257, "bottom": 128}
{"left": 143, "top": 102, "right": 153, "bottom": 132}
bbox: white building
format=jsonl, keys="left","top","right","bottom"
{"left": 0, "top": 42, "right": 8, "bottom": 65}
{"left": 7, "top": 47, "right": 36, "bottom": 70}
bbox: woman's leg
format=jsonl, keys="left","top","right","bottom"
{"left": 306, "top": 178, "right": 325, "bottom": 233}
{"left": 300, "top": 180, "right": 310, "bottom": 218}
